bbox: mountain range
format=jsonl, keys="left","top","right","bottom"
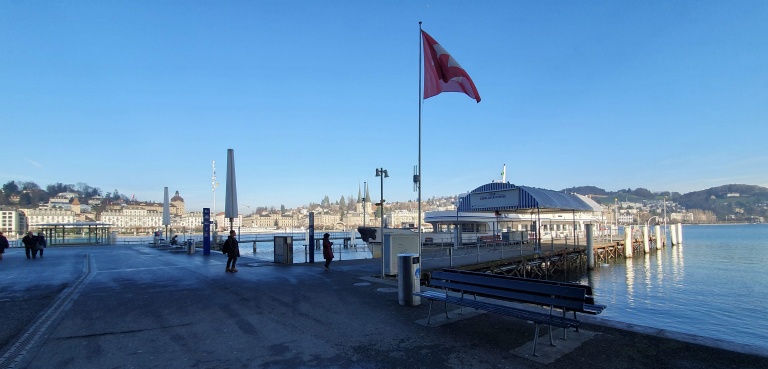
{"left": 563, "top": 184, "right": 768, "bottom": 221}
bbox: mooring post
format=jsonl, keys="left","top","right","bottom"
{"left": 654, "top": 225, "right": 662, "bottom": 250}
{"left": 677, "top": 223, "right": 683, "bottom": 245}
{"left": 670, "top": 224, "right": 678, "bottom": 246}
{"left": 586, "top": 224, "right": 594, "bottom": 270}
{"left": 624, "top": 225, "right": 632, "bottom": 258}
{"left": 642, "top": 226, "right": 650, "bottom": 253}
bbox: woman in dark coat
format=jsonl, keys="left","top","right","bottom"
{"left": 0, "top": 231, "right": 9, "bottom": 260}
{"left": 223, "top": 230, "right": 240, "bottom": 273}
{"left": 322, "top": 233, "right": 334, "bottom": 271}
{"left": 35, "top": 232, "right": 47, "bottom": 258}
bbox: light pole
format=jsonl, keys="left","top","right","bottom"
{"left": 363, "top": 181, "right": 367, "bottom": 227}
{"left": 376, "top": 168, "right": 388, "bottom": 278}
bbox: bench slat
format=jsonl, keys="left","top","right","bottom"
{"left": 444, "top": 268, "right": 595, "bottom": 295}
{"left": 414, "top": 291, "right": 580, "bottom": 329}
{"left": 433, "top": 271, "right": 586, "bottom": 299}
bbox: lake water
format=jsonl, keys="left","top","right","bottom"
{"left": 579, "top": 224, "right": 768, "bottom": 350}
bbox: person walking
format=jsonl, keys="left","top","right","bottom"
{"left": 223, "top": 230, "right": 240, "bottom": 273}
{"left": 322, "top": 233, "right": 334, "bottom": 271}
{"left": 36, "top": 232, "right": 47, "bottom": 258}
{"left": 0, "top": 231, "right": 9, "bottom": 260}
{"left": 22, "top": 231, "right": 36, "bottom": 259}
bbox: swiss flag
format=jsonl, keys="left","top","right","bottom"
{"left": 421, "top": 30, "right": 481, "bottom": 103}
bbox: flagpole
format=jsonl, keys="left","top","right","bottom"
{"left": 417, "top": 21, "right": 423, "bottom": 260}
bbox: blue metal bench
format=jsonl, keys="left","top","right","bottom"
{"left": 415, "top": 270, "right": 602, "bottom": 356}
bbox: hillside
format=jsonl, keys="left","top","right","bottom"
{"left": 563, "top": 184, "right": 768, "bottom": 221}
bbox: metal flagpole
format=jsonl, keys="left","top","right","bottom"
{"left": 417, "top": 21, "right": 423, "bottom": 259}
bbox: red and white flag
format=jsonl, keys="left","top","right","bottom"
{"left": 421, "top": 30, "right": 481, "bottom": 103}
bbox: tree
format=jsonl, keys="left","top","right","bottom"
{"left": 280, "top": 204, "right": 286, "bottom": 214}
{"left": 112, "top": 189, "right": 120, "bottom": 200}
{"left": 339, "top": 196, "right": 346, "bottom": 208}
{"left": 21, "top": 181, "right": 41, "bottom": 191}
{"left": 2, "top": 181, "right": 19, "bottom": 194}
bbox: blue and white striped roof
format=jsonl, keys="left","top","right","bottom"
{"left": 456, "top": 182, "right": 600, "bottom": 213}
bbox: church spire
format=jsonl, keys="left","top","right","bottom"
{"left": 357, "top": 183, "right": 362, "bottom": 203}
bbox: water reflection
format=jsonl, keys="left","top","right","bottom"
{"left": 625, "top": 256, "right": 634, "bottom": 305}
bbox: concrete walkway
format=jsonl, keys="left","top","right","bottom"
{"left": 0, "top": 245, "right": 765, "bottom": 369}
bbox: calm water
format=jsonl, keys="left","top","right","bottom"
{"left": 580, "top": 224, "right": 768, "bottom": 350}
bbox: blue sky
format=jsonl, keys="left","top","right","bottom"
{"left": 2, "top": 1, "right": 766, "bottom": 212}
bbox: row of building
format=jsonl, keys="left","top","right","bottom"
{"left": 1, "top": 189, "right": 696, "bottom": 239}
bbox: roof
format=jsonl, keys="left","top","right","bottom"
{"left": 456, "top": 182, "right": 600, "bottom": 213}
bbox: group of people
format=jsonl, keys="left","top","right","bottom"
{"left": 0, "top": 231, "right": 47, "bottom": 260}
{"left": 22, "top": 231, "right": 47, "bottom": 259}
{"left": 219, "top": 230, "right": 335, "bottom": 273}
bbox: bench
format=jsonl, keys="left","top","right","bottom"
{"left": 441, "top": 269, "right": 606, "bottom": 317}
{"left": 415, "top": 270, "right": 602, "bottom": 356}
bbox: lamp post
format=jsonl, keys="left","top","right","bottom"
{"left": 363, "top": 181, "right": 367, "bottom": 227}
{"left": 375, "top": 168, "right": 388, "bottom": 278}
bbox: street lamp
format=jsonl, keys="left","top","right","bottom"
{"left": 375, "top": 168, "right": 388, "bottom": 278}
{"left": 363, "top": 181, "right": 367, "bottom": 227}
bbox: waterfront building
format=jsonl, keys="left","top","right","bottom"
{"left": 100, "top": 205, "right": 162, "bottom": 231}
{"left": 387, "top": 209, "right": 419, "bottom": 228}
{"left": 0, "top": 207, "right": 27, "bottom": 236}
{"left": 213, "top": 212, "right": 243, "bottom": 230}
{"left": 22, "top": 207, "right": 76, "bottom": 227}
{"left": 177, "top": 211, "right": 203, "bottom": 231}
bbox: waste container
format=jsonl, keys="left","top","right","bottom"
{"left": 187, "top": 240, "right": 195, "bottom": 254}
{"left": 274, "top": 236, "right": 293, "bottom": 264}
{"left": 397, "top": 254, "right": 421, "bottom": 306}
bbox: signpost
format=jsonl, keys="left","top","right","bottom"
{"left": 203, "top": 207, "right": 211, "bottom": 255}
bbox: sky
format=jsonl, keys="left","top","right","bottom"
{"left": 1, "top": 1, "right": 766, "bottom": 213}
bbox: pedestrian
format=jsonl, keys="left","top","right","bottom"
{"left": 0, "top": 231, "right": 9, "bottom": 260}
{"left": 22, "top": 231, "right": 36, "bottom": 259}
{"left": 36, "top": 232, "right": 47, "bottom": 258}
{"left": 322, "top": 233, "right": 334, "bottom": 271}
{"left": 222, "top": 230, "right": 240, "bottom": 273}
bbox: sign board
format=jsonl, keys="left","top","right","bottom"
{"left": 469, "top": 189, "right": 519, "bottom": 211}
{"left": 203, "top": 208, "right": 211, "bottom": 255}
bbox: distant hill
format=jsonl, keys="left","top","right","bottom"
{"left": 562, "top": 184, "right": 768, "bottom": 221}
{"left": 562, "top": 186, "right": 665, "bottom": 204}
{"left": 676, "top": 184, "right": 768, "bottom": 220}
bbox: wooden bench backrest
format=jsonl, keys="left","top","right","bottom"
{"left": 430, "top": 271, "right": 586, "bottom": 311}
{"left": 443, "top": 268, "right": 596, "bottom": 300}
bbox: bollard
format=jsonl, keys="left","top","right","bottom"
{"left": 642, "top": 226, "right": 650, "bottom": 253}
{"left": 670, "top": 225, "right": 678, "bottom": 246}
{"left": 586, "top": 224, "right": 594, "bottom": 270}
{"left": 654, "top": 225, "right": 662, "bottom": 250}
{"left": 624, "top": 226, "right": 633, "bottom": 258}
{"left": 253, "top": 241, "right": 257, "bottom": 253}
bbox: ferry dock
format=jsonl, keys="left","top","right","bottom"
{"left": 1, "top": 243, "right": 766, "bottom": 368}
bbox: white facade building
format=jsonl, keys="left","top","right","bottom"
{"left": 100, "top": 206, "right": 162, "bottom": 229}
{"left": 0, "top": 208, "right": 27, "bottom": 236}
{"left": 22, "top": 207, "right": 76, "bottom": 226}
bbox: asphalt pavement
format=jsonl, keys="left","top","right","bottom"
{"left": 0, "top": 245, "right": 766, "bottom": 369}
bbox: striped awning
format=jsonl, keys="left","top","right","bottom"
{"left": 456, "top": 182, "right": 599, "bottom": 213}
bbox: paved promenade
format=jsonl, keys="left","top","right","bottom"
{"left": 0, "top": 245, "right": 766, "bottom": 369}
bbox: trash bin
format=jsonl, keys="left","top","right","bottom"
{"left": 274, "top": 236, "right": 293, "bottom": 264}
{"left": 398, "top": 254, "right": 421, "bottom": 306}
{"left": 187, "top": 240, "right": 195, "bottom": 254}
